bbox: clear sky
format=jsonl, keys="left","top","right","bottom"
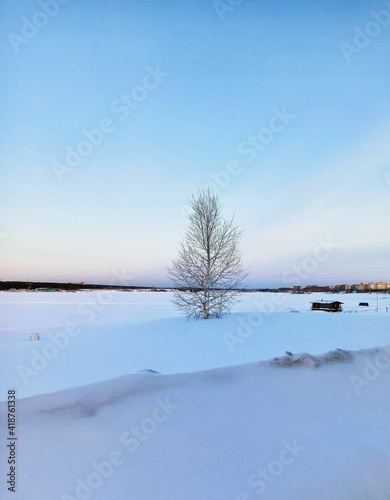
{"left": 1, "top": 0, "right": 390, "bottom": 287}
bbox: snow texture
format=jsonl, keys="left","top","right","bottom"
{"left": 1, "top": 292, "right": 390, "bottom": 499}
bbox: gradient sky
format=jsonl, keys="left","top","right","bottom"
{"left": 1, "top": 0, "right": 390, "bottom": 287}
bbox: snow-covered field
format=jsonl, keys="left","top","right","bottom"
{"left": 1, "top": 291, "right": 390, "bottom": 499}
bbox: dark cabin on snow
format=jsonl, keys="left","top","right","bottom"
{"left": 311, "top": 301, "right": 343, "bottom": 312}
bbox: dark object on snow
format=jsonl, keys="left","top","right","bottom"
{"left": 271, "top": 348, "right": 352, "bottom": 368}
{"left": 311, "top": 301, "right": 343, "bottom": 312}
{"left": 137, "top": 369, "right": 162, "bottom": 375}
{"left": 359, "top": 302, "right": 369, "bottom": 307}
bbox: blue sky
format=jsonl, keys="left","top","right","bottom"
{"left": 1, "top": 0, "right": 390, "bottom": 287}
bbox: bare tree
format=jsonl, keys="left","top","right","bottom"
{"left": 167, "top": 188, "right": 248, "bottom": 319}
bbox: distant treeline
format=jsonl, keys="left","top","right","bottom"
{"left": 4, "top": 281, "right": 376, "bottom": 293}
{"left": 0, "top": 281, "right": 288, "bottom": 292}
{"left": 0, "top": 281, "right": 153, "bottom": 291}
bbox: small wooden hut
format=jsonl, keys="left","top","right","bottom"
{"left": 311, "top": 301, "right": 343, "bottom": 312}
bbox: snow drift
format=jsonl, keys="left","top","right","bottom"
{"left": 1, "top": 346, "right": 390, "bottom": 500}
{"left": 1, "top": 291, "right": 390, "bottom": 499}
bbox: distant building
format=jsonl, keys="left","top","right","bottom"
{"left": 335, "top": 284, "right": 351, "bottom": 292}
{"left": 304, "top": 285, "right": 334, "bottom": 293}
{"left": 311, "top": 301, "right": 343, "bottom": 312}
{"left": 352, "top": 283, "right": 367, "bottom": 292}
{"left": 375, "top": 282, "right": 390, "bottom": 290}
{"left": 352, "top": 282, "right": 390, "bottom": 292}
{"left": 367, "top": 282, "right": 390, "bottom": 291}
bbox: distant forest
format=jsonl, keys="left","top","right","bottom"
{"left": 0, "top": 281, "right": 153, "bottom": 291}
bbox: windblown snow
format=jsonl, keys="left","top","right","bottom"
{"left": 1, "top": 291, "right": 390, "bottom": 499}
